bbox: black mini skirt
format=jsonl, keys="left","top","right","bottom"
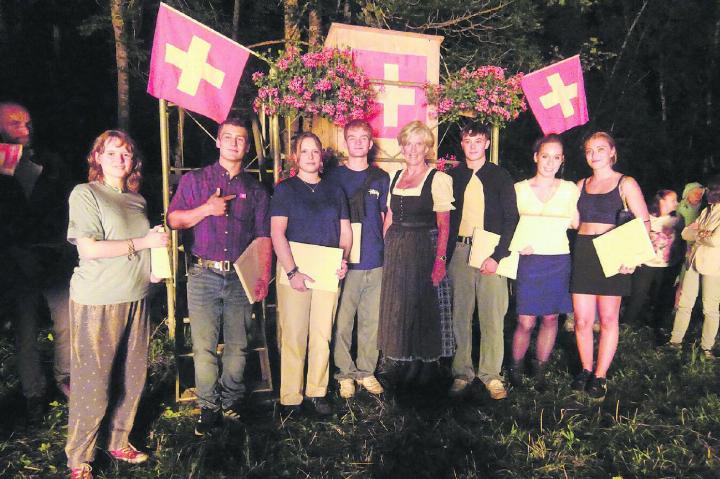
{"left": 570, "top": 234, "right": 632, "bottom": 296}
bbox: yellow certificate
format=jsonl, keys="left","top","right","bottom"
{"left": 468, "top": 228, "right": 519, "bottom": 279}
{"left": 278, "top": 242, "right": 344, "bottom": 292}
{"left": 592, "top": 218, "right": 655, "bottom": 277}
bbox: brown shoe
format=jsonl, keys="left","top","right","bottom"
{"left": 356, "top": 376, "right": 384, "bottom": 395}
{"left": 485, "top": 379, "right": 508, "bottom": 400}
{"left": 338, "top": 378, "right": 356, "bottom": 398}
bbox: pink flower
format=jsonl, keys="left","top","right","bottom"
{"left": 321, "top": 103, "right": 336, "bottom": 116}
{"left": 252, "top": 71, "right": 265, "bottom": 83}
{"left": 314, "top": 79, "right": 332, "bottom": 92}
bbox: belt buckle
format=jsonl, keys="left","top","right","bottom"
{"left": 221, "top": 260, "right": 231, "bottom": 272}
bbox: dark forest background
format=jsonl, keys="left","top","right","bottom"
{"left": 1, "top": 0, "right": 718, "bottom": 197}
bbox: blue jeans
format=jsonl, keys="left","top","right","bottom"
{"left": 187, "top": 265, "right": 252, "bottom": 411}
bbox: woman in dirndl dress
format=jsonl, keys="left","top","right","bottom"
{"left": 377, "top": 121, "right": 454, "bottom": 388}
{"left": 508, "top": 134, "right": 579, "bottom": 389}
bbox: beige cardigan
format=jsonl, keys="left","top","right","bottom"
{"left": 684, "top": 204, "right": 720, "bottom": 276}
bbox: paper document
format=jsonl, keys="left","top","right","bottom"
{"left": 349, "top": 223, "right": 362, "bottom": 264}
{"left": 468, "top": 228, "right": 519, "bottom": 279}
{"left": 233, "top": 239, "right": 264, "bottom": 303}
{"left": 151, "top": 246, "right": 172, "bottom": 279}
{"left": 592, "top": 218, "right": 655, "bottom": 277}
{"left": 278, "top": 242, "right": 344, "bottom": 292}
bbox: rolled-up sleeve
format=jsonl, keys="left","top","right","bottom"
{"left": 167, "top": 173, "right": 196, "bottom": 215}
{"left": 431, "top": 171, "right": 455, "bottom": 212}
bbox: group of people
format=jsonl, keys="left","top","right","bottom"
{"left": 3, "top": 99, "right": 719, "bottom": 479}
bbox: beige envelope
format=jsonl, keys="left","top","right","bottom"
{"left": 349, "top": 223, "right": 362, "bottom": 264}
{"left": 468, "top": 228, "right": 519, "bottom": 279}
{"left": 233, "top": 239, "right": 263, "bottom": 303}
{"left": 151, "top": 247, "right": 172, "bottom": 280}
{"left": 592, "top": 218, "right": 655, "bottom": 277}
{"left": 278, "top": 242, "right": 344, "bottom": 292}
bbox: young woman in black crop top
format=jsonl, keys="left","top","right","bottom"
{"left": 570, "top": 131, "right": 649, "bottom": 400}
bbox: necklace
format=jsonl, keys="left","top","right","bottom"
{"left": 299, "top": 178, "right": 320, "bottom": 193}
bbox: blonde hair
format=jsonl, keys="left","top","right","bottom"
{"left": 397, "top": 121, "right": 435, "bottom": 149}
{"left": 584, "top": 131, "right": 618, "bottom": 164}
{"left": 87, "top": 130, "right": 142, "bottom": 192}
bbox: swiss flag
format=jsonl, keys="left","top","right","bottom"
{"left": 521, "top": 55, "right": 589, "bottom": 135}
{"left": 147, "top": 3, "right": 250, "bottom": 123}
{"left": 352, "top": 50, "right": 428, "bottom": 140}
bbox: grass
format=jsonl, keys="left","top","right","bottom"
{"left": 1, "top": 313, "right": 719, "bottom": 478}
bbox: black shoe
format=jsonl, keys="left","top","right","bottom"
{"left": 571, "top": 369, "right": 592, "bottom": 391}
{"left": 660, "top": 341, "right": 682, "bottom": 353}
{"left": 194, "top": 408, "right": 221, "bottom": 436}
{"left": 508, "top": 361, "right": 525, "bottom": 387}
{"left": 586, "top": 376, "right": 607, "bottom": 400}
{"left": 305, "top": 397, "right": 333, "bottom": 417}
{"left": 222, "top": 401, "right": 243, "bottom": 422}
{"left": 26, "top": 397, "right": 46, "bottom": 427}
{"left": 280, "top": 404, "right": 302, "bottom": 417}
{"left": 531, "top": 359, "right": 547, "bottom": 391}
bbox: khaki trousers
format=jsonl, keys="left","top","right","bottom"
{"left": 671, "top": 267, "right": 720, "bottom": 350}
{"left": 277, "top": 284, "right": 339, "bottom": 405}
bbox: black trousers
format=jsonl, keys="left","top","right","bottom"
{"left": 623, "top": 264, "right": 680, "bottom": 328}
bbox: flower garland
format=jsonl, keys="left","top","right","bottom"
{"left": 252, "top": 46, "right": 378, "bottom": 127}
{"left": 425, "top": 66, "right": 527, "bottom": 127}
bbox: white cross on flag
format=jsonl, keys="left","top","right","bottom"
{"left": 521, "top": 55, "right": 589, "bottom": 135}
{"left": 147, "top": 3, "right": 250, "bottom": 123}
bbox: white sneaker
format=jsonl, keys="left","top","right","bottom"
{"left": 449, "top": 378, "right": 470, "bottom": 397}
{"left": 356, "top": 375, "right": 384, "bottom": 395}
{"left": 338, "top": 378, "right": 356, "bottom": 398}
{"left": 485, "top": 379, "right": 508, "bottom": 400}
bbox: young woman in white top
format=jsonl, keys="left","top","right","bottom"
{"left": 508, "top": 134, "right": 579, "bottom": 388}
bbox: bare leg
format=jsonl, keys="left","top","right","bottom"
{"left": 594, "top": 295, "right": 622, "bottom": 378}
{"left": 511, "top": 315, "right": 537, "bottom": 363}
{"left": 573, "top": 294, "right": 597, "bottom": 371}
{"left": 535, "top": 314, "right": 559, "bottom": 362}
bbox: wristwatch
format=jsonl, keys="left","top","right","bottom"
{"left": 287, "top": 266, "right": 299, "bottom": 279}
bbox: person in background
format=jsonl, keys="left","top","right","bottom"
{"left": 327, "top": 120, "right": 389, "bottom": 399}
{"left": 167, "top": 117, "right": 272, "bottom": 435}
{"left": 0, "top": 101, "right": 75, "bottom": 421}
{"left": 65, "top": 130, "right": 169, "bottom": 479}
{"left": 377, "top": 121, "right": 454, "bottom": 391}
{"left": 622, "top": 189, "right": 684, "bottom": 334}
{"left": 570, "top": 131, "right": 649, "bottom": 400}
{"left": 666, "top": 175, "right": 720, "bottom": 359}
{"left": 673, "top": 182, "right": 705, "bottom": 309}
{"left": 271, "top": 132, "right": 351, "bottom": 417}
{"left": 446, "top": 122, "right": 518, "bottom": 400}
{"left": 508, "top": 135, "right": 579, "bottom": 389}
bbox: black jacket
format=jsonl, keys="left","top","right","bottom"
{"left": 447, "top": 161, "right": 518, "bottom": 264}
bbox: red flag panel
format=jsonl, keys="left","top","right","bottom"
{"left": 521, "top": 55, "right": 589, "bottom": 135}
{"left": 147, "top": 2, "right": 249, "bottom": 123}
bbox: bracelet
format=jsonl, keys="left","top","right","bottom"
{"left": 286, "top": 266, "right": 299, "bottom": 279}
{"left": 643, "top": 219, "right": 651, "bottom": 223}
{"left": 127, "top": 239, "right": 137, "bottom": 260}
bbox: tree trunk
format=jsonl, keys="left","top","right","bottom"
{"left": 284, "top": 0, "right": 300, "bottom": 47}
{"left": 110, "top": 0, "right": 130, "bottom": 130}
{"left": 232, "top": 0, "right": 242, "bottom": 41}
{"left": 308, "top": 2, "right": 321, "bottom": 48}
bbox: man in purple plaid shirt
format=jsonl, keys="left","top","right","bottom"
{"left": 168, "top": 117, "right": 272, "bottom": 436}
